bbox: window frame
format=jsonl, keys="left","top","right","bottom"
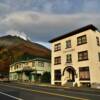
{"left": 79, "top": 67, "right": 90, "bottom": 80}
{"left": 96, "top": 37, "right": 100, "bottom": 46}
{"left": 78, "top": 50, "right": 88, "bottom": 61}
{"left": 54, "top": 43, "right": 61, "bottom": 52}
{"left": 66, "top": 40, "right": 71, "bottom": 49}
{"left": 38, "top": 61, "right": 44, "bottom": 67}
{"left": 54, "top": 69, "right": 61, "bottom": 81}
{"left": 54, "top": 56, "right": 61, "bottom": 65}
{"left": 98, "top": 52, "right": 100, "bottom": 62}
{"left": 66, "top": 54, "right": 72, "bottom": 63}
{"left": 77, "top": 35, "right": 87, "bottom": 45}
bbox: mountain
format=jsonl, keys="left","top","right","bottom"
{"left": 0, "top": 35, "right": 51, "bottom": 73}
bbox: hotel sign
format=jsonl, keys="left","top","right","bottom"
{"left": 63, "top": 48, "right": 75, "bottom": 53}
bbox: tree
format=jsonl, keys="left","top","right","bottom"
{"left": 41, "top": 72, "right": 51, "bottom": 83}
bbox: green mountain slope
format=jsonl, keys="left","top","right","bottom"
{"left": 0, "top": 35, "right": 51, "bottom": 72}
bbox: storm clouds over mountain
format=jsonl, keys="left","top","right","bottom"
{"left": 0, "top": 0, "right": 100, "bottom": 47}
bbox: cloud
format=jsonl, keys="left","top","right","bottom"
{"left": 0, "top": 11, "right": 100, "bottom": 42}
{"left": 0, "top": 3, "right": 11, "bottom": 15}
{"left": 0, "top": 0, "right": 100, "bottom": 14}
{"left": 82, "top": 0, "right": 100, "bottom": 13}
{"left": 6, "top": 30, "right": 28, "bottom": 40}
{"left": 0, "top": 0, "right": 100, "bottom": 48}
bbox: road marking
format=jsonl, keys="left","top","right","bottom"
{"left": 63, "top": 90, "right": 100, "bottom": 97}
{"left": 14, "top": 82, "right": 100, "bottom": 94}
{"left": 14, "top": 83, "right": 100, "bottom": 97}
{"left": 0, "top": 91, "right": 23, "bottom": 100}
{"left": 0, "top": 84, "right": 88, "bottom": 100}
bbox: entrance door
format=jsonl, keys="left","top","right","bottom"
{"left": 67, "top": 68, "right": 75, "bottom": 82}
{"left": 63, "top": 66, "right": 76, "bottom": 82}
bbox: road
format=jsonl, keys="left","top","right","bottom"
{"left": 0, "top": 82, "right": 100, "bottom": 100}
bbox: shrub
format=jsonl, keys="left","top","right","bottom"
{"left": 41, "top": 72, "right": 51, "bottom": 83}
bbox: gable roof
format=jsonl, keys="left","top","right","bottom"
{"left": 49, "top": 24, "right": 98, "bottom": 43}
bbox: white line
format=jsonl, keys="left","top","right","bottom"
{"left": 63, "top": 90, "right": 100, "bottom": 97}
{"left": 0, "top": 91, "right": 24, "bottom": 100}
{"left": 0, "top": 84, "right": 89, "bottom": 100}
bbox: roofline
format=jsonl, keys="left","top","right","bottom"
{"left": 10, "top": 58, "right": 51, "bottom": 66}
{"left": 49, "top": 24, "right": 98, "bottom": 43}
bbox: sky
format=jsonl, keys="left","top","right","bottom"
{"left": 0, "top": 0, "right": 100, "bottom": 48}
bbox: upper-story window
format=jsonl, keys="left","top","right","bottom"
{"left": 77, "top": 35, "right": 87, "bottom": 45}
{"left": 10, "top": 66, "right": 13, "bottom": 71}
{"left": 54, "top": 43, "right": 61, "bottom": 52}
{"left": 18, "top": 64, "right": 21, "bottom": 68}
{"left": 25, "top": 62, "right": 28, "bottom": 65}
{"left": 32, "top": 61, "right": 35, "bottom": 67}
{"left": 96, "top": 37, "right": 100, "bottom": 46}
{"left": 66, "top": 40, "right": 71, "bottom": 48}
{"left": 78, "top": 50, "right": 88, "bottom": 61}
{"left": 66, "top": 54, "right": 72, "bottom": 63}
{"left": 54, "top": 56, "right": 61, "bottom": 65}
{"left": 38, "top": 61, "right": 44, "bottom": 67}
{"left": 98, "top": 52, "right": 100, "bottom": 62}
{"left": 14, "top": 65, "right": 18, "bottom": 70}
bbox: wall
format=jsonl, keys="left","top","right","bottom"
{"left": 51, "top": 29, "right": 100, "bottom": 86}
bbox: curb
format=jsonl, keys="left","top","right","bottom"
{"left": 13, "top": 82, "right": 70, "bottom": 89}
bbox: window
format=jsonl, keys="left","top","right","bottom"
{"left": 54, "top": 56, "right": 61, "bottom": 65}
{"left": 10, "top": 66, "right": 13, "bottom": 71}
{"left": 66, "top": 40, "right": 71, "bottom": 48}
{"left": 54, "top": 43, "right": 61, "bottom": 52}
{"left": 54, "top": 70, "right": 61, "bottom": 80}
{"left": 66, "top": 54, "right": 72, "bottom": 63}
{"left": 79, "top": 67, "right": 90, "bottom": 80}
{"left": 78, "top": 51, "right": 88, "bottom": 61}
{"left": 25, "top": 62, "right": 28, "bottom": 65}
{"left": 98, "top": 52, "right": 100, "bottom": 62}
{"left": 77, "top": 35, "right": 87, "bottom": 45}
{"left": 14, "top": 65, "right": 18, "bottom": 70}
{"left": 96, "top": 37, "right": 100, "bottom": 46}
{"left": 18, "top": 64, "right": 21, "bottom": 68}
{"left": 38, "top": 61, "right": 44, "bottom": 67}
{"left": 32, "top": 61, "right": 35, "bottom": 67}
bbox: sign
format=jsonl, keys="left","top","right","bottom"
{"left": 63, "top": 48, "right": 75, "bottom": 53}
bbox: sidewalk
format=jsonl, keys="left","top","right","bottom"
{"left": 11, "top": 81, "right": 100, "bottom": 93}
{"left": 12, "top": 81, "right": 70, "bottom": 89}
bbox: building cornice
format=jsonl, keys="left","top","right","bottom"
{"left": 49, "top": 24, "right": 98, "bottom": 43}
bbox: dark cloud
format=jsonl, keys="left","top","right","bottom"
{"left": 0, "top": 0, "right": 100, "bottom": 48}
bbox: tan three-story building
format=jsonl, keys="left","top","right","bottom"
{"left": 49, "top": 24, "right": 100, "bottom": 87}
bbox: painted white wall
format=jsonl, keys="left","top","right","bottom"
{"left": 51, "top": 29, "right": 100, "bottom": 86}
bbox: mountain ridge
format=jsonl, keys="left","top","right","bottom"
{"left": 0, "top": 35, "right": 51, "bottom": 72}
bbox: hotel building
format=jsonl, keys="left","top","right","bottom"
{"left": 9, "top": 57, "right": 51, "bottom": 82}
{"left": 49, "top": 24, "right": 100, "bottom": 87}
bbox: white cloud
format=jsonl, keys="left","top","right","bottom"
{"left": 0, "top": 11, "right": 100, "bottom": 47}
{"left": 1, "top": 11, "right": 100, "bottom": 27}
{"left": 6, "top": 30, "right": 28, "bottom": 40}
{"left": 0, "top": 0, "right": 100, "bottom": 48}
{"left": 0, "top": 3, "right": 11, "bottom": 15}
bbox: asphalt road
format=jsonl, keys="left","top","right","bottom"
{"left": 0, "top": 82, "right": 100, "bottom": 100}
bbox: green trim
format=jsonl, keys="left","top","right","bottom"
{"left": 10, "top": 57, "right": 50, "bottom": 66}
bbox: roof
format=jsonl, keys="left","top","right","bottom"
{"left": 49, "top": 24, "right": 98, "bottom": 43}
{"left": 10, "top": 57, "right": 51, "bottom": 66}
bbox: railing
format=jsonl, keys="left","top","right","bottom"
{"left": 23, "top": 66, "right": 33, "bottom": 71}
